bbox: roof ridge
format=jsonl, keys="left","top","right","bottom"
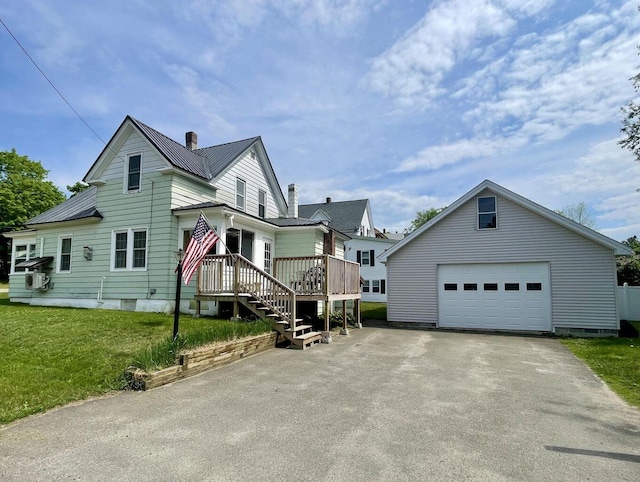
{"left": 129, "top": 116, "right": 206, "bottom": 159}
{"left": 195, "top": 136, "right": 261, "bottom": 151}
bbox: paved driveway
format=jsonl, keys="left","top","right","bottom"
{"left": 1, "top": 327, "right": 639, "bottom": 481}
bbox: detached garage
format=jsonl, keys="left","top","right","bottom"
{"left": 379, "top": 180, "right": 633, "bottom": 336}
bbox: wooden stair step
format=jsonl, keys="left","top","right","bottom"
{"left": 294, "top": 331, "right": 322, "bottom": 341}
{"left": 285, "top": 324, "right": 313, "bottom": 333}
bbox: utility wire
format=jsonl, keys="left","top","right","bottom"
{"left": 0, "top": 17, "right": 108, "bottom": 146}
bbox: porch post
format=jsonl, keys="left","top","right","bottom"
{"left": 233, "top": 255, "right": 240, "bottom": 321}
{"left": 354, "top": 298, "right": 362, "bottom": 329}
{"left": 340, "top": 299, "right": 349, "bottom": 335}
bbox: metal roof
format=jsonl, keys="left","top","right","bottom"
{"left": 196, "top": 137, "right": 261, "bottom": 178}
{"left": 298, "top": 199, "right": 369, "bottom": 235}
{"left": 26, "top": 186, "right": 102, "bottom": 226}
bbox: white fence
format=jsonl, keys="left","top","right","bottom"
{"left": 617, "top": 284, "right": 640, "bottom": 320}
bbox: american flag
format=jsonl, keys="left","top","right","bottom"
{"left": 181, "top": 214, "right": 220, "bottom": 285}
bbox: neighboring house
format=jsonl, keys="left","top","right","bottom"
{"left": 298, "top": 198, "right": 395, "bottom": 302}
{"left": 379, "top": 180, "right": 633, "bottom": 336}
{"left": 7, "top": 116, "right": 360, "bottom": 346}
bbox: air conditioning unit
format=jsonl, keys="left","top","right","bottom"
{"left": 25, "top": 272, "right": 50, "bottom": 291}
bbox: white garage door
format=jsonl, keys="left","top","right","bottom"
{"left": 438, "top": 263, "right": 551, "bottom": 331}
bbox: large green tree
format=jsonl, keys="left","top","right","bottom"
{"left": 620, "top": 42, "right": 640, "bottom": 163}
{"left": 0, "top": 148, "right": 65, "bottom": 229}
{"left": 618, "top": 236, "right": 640, "bottom": 286}
{"left": 408, "top": 207, "right": 446, "bottom": 232}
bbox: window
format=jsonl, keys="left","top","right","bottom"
{"left": 264, "top": 240, "right": 272, "bottom": 274}
{"left": 362, "top": 280, "right": 370, "bottom": 293}
{"left": 444, "top": 283, "right": 457, "bottom": 291}
{"left": 357, "top": 250, "right": 375, "bottom": 266}
{"left": 463, "top": 283, "right": 478, "bottom": 291}
{"left": 259, "top": 190, "right": 267, "bottom": 218}
{"left": 236, "top": 178, "right": 246, "bottom": 211}
{"left": 112, "top": 229, "right": 147, "bottom": 270}
{"left": 527, "top": 283, "right": 542, "bottom": 291}
{"left": 478, "top": 196, "right": 497, "bottom": 229}
{"left": 127, "top": 154, "right": 141, "bottom": 191}
{"left": 58, "top": 236, "right": 72, "bottom": 272}
{"left": 484, "top": 283, "right": 498, "bottom": 291}
{"left": 372, "top": 280, "right": 380, "bottom": 293}
{"left": 505, "top": 283, "right": 520, "bottom": 291}
{"left": 13, "top": 242, "right": 36, "bottom": 273}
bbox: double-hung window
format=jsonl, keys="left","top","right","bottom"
{"left": 362, "top": 280, "right": 370, "bottom": 293}
{"left": 478, "top": 196, "right": 497, "bottom": 229}
{"left": 236, "top": 178, "right": 246, "bottom": 211}
{"left": 112, "top": 228, "right": 148, "bottom": 270}
{"left": 357, "top": 250, "right": 375, "bottom": 266}
{"left": 127, "top": 153, "right": 141, "bottom": 191}
{"left": 58, "top": 236, "right": 72, "bottom": 272}
{"left": 258, "top": 189, "right": 267, "bottom": 218}
{"left": 12, "top": 241, "right": 36, "bottom": 273}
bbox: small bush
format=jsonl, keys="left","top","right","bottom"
{"left": 329, "top": 310, "right": 355, "bottom": 329}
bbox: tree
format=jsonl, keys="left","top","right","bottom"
{"left": 409, "top": 207, "right": 446, "bottom": 232}
{"left": 0, "top": 149, "right": 65, "bottom": 229}
{"left": 620, "top": 41, "right": 640, "bottom": 163}
{"left": 554, "top": 202, "right": 596, "bottom": 229}
{"left": 67, "top": 181, "right": 90, "bottom": 196}
{"left": 617, "top": 235, "right": 640, "bottom": 286}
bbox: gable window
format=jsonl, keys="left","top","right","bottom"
{"left": 357, "top": 249, "right": 375, "bottom": 266}
{"left": 112, "top": 228, "right": 148, "bottom": 271}
{"left": 258, "top": 190, "right": 267, "bottom": 218}
{"left": 236, "top": 178, "right": 246, "bottom": 211}
{"left": 478, "top": 196, "right": 497, "bottom": 229}
{"left": 12, "top": 242, "right": 36, "bottom": 273}
{"left": 58, "top": 236, "right": 72, "bottom": 272}
{"left": 127, "top": 153, "right": 141, "bottom": 191}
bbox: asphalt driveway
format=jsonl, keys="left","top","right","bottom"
{"left": 1, "top": 327, "right": 639, "bottom": 481}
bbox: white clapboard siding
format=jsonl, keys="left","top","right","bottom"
{"left": 387, "top": 189, "right": 619, "bottom": 331}
{"left": 170, "top": 175, "right": 216, "bottom": 209}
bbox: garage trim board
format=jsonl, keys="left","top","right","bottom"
{"left": 437, "top": 262, "right": 551, "bottom": 332}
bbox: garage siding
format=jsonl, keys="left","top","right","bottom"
{"left": 386, "top": 189, "right": 618, "bottom": 331}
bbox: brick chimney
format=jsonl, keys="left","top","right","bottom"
{"left": 326, "top": 197, "right": 331, "bottom": 203}
{"left": 288, "top": 184, "right": 298, "bottom": 218}
{"left": 185, "top": 131, "right": 198, "bottom": 150}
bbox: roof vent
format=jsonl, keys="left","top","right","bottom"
{"left": 185, "top": 131, "right": 198, "bottom": 150}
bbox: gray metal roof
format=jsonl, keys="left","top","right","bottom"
{"left": 130, "top": 117, "right": 260, "bottom": 181}
{"left": 266, "top": 217, "right": 327, "bottom": 227}
{"left": 298, "top": 199, "right": 369, "bottom": 235}
{"left": 27, "top": 186, "right": 102, "bottom": 226}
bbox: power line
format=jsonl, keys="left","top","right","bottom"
{"left": 0, "top": 17, "right": 108, "bottom": 146}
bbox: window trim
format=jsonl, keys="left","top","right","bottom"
{"left": 258, "top": 189, "right": 267, "bottom": 219}
{"left": 57, "top": 235, "right": 73, "bottom": 273}
{"left": 111, "top": 228, "right": 148, "bottom": 271}
{"left": 362, "top": 279, "right": 370, "bottom": 293}
{"left": 372, "top": 280, "right": 380, "bottom": 293}
{"left": 11, "top": 239, "right": 37, "bottom": 274}
{"left": 236, "top": 178, "right": 246, "bottom": 211}
{"left": 263, "top": 238, "right": 272, "bottom": 274}
{"left": 125, "top": 151, "right": 142, "bottom": 193}
{"left": 477, "top": 195, "right": 497, "bottom": 230}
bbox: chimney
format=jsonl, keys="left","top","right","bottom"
{"left": 185, "top": 131, "right": 198, "bottom": 150}
{"left": 288, "top": 184, "right": 298, "bottom": 218}
{"left": 326, "top": 197, "right": 331, "bottom": 204}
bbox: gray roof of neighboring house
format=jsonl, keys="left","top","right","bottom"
{"left": 26, "top": 186, "right": 102, "bottom": 226}
{"left": 130, "top": 117, "right": 260, "bottom": 181}
{"left": 298, "top": 199, "right": 369, "bottom": 235}
{"left": 266, "top": 217, "right": 327, "bottom": 227}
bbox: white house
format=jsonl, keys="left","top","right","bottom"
{"left": 379, "top": 180, "right": 633, "bottom": 336}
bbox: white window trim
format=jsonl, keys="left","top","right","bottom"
{"left": 236, "top": 178, "right": 246, "bottom": 211}
{"left": 477, "top": 195, "right": 498, "bottom": 230}
{"left": 111, "top": 227, "right": 149, "bottom": 271}
{"left": 10, "top": 238, "right": 37, "bottom": 275}
{"left": 124, "top": 151, "right": 143, "bottom": 193}
{"left": 57, "top": 235, "right": 73, "bottom": 274}
{"left": 263, "top": 238, "right": 272, "bottom": 274}
{"left": 258, "top": 189, "right": 267, "bottom": 218}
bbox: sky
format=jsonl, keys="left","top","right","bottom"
{"left": 1, "top": 0, "right": 639, "bottom": 240}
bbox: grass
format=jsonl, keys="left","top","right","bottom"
{"left": 560, "top": 321, "right": 640, "bottom": 408}
{"left": 0, "top": 297, "right": 271, "bottom": 425}
{"left": 361, "top": 301, "right": 387, "bottom": 320}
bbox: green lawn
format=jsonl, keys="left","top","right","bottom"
{"left": 0, "top": 297, "right": 270, "bottom": 425}
{"left": 361, "top": 301, "right": 387, "bottom": 320}
{"left": 560, "top": 322, "right": 640, "bottom": 408}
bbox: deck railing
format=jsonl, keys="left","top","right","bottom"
{"left": 197, "top": 254, "right": 295, "bottom": 322}
{"left": 273, "top": 255, "right": 360, "bottom": 296}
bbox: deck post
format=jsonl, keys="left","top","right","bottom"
{"left": 354, "top": 298, "right": 362, "bottom": 328}
{"left": 340, "top": 299, "right": 349, "bottom": 335}
{"left": 324, "top": 300, "right": 330, "bottom": 332}
{"left": 232, "top": 255, "right": 241, "bottom": 321}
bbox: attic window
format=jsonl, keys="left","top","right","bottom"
{"left": 258, "top": 190, "right": 266, "bottom": 218}
{"left": 127, "top": 153, "right": 141, "bottom": 191}
{"left": 478, "top": 196, "right": 497, "bottom": 229}
{"left": 236, "top": 178, "right": 246, "bottom": 211}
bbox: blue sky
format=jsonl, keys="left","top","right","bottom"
{"left": 1, "top": 0, "right": 639, "bottom": 240}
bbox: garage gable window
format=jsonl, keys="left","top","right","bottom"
{"left": 478, "top": 196, "right": 497, "bottom": 229}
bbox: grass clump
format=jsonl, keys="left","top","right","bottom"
{"left": 131, "top": 318, "right": 272, "bottom": 371}
{"left": 560, "top": 321, "right": 640, "bottom": 408}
